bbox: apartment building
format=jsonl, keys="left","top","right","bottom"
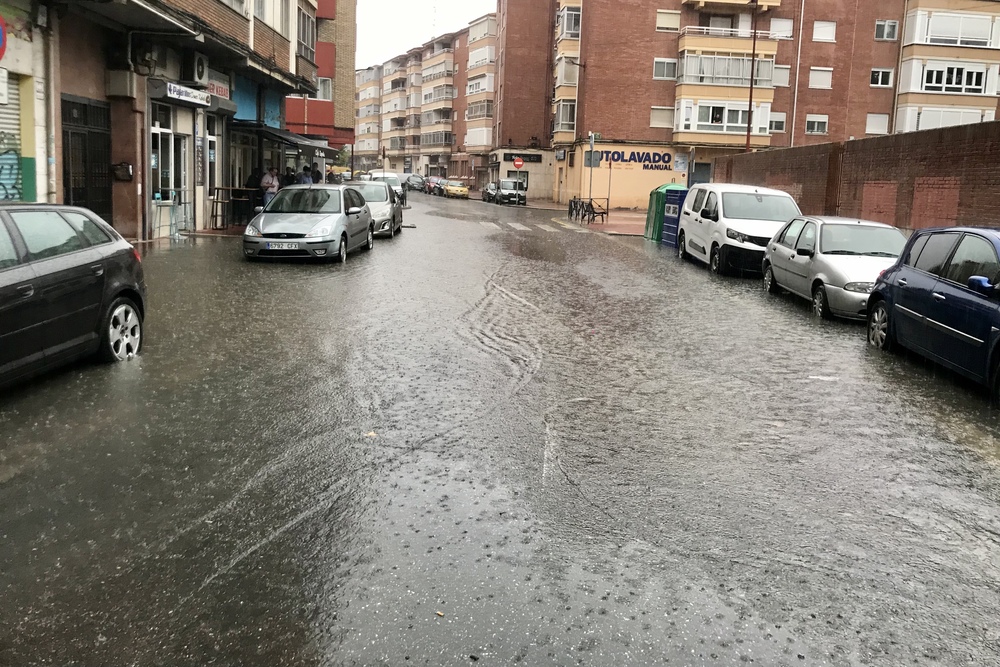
{"left": 353, "top": 14, "right": 498, "bottom": 187}
{"left": 286, "top": 0, "right": 358, "bottom": 152}
{"left": 58, "top": 0, "right": 331, "bottom": 239}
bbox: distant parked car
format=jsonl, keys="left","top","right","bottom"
{"left": 482, "top": 182, "right": 498, "bottom": 203}
{"left": 0, "top": 204, "right": 147, "bottom": 390}
{"left": 405, "top": 174, "right": 425, "bottom": 191}
{"left": 495, "top": 179, "right": 526, "bottom": 206}
{"left": 370, "top": 171, "right": 404, "bottom": 199}
{"left": 243, "top": 185, "right": 374, "bottom": 262}
{"left": 762, "top": 217, "right": 907, "bottom": 319}
{"left": 678, "top": 183, "right": 801, "bottom": 275}
{"left": 868, "top": 227, "right": 1000, "bottom": 400}
{"left": 443, "top": 181, "right": 470, "bottom": 199}
{"left": 424, "top": 176, "right": 443, "bottom": 196}
{"left": 350, "top": 181, "right": 403, "bottom": 238}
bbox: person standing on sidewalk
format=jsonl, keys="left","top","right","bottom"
{"left": 261, "top": 167, "right": 280, "bottom": 205}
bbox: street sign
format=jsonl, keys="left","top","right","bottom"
{"left": 0, "top": 17, "right": 7, "bottom": 63}
{"left": 513, "top": 157, "right": 524, "bottom": 170}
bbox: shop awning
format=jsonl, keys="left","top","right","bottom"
{"left": 231, "top": 122, "right": 337, "bottom": 160}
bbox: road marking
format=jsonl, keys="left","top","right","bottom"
{"left": 480, "top": 221, "right": 501, "bottom": 229}
{"left": 573, "top": 228, "right": 589, "bottom": 233}
{"left": 507, "top": 222, "right": 531, "bottom": 231}
{"left": 536, "top": 224, "right": 560, "bottom": 232}
{"left": 551, "top": 217, "right": 589, "bottom": 233}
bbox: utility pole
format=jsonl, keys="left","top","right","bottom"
{"left": 746, "top": 0, "right": 760, "bottom": 153}
{"left": 588, "top": 131, "right": 595, "bottom": 203}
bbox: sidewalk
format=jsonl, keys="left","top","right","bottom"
{"left": 553, "top": 210, "right": 646, "bottom": 237}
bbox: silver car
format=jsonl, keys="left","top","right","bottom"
{"left": 348, "top": 181, "right": 402, "bottom": 238}
{"left": 242, "top": 185, "right": 374, "bottom": 262}
{"left": 762, "top": 216, "right": 908, "bottom": 319}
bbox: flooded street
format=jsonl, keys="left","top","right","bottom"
{"left": 3, "top": 195, "right": 1000, "bottom": 666}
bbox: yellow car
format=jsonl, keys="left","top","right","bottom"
{"left": 443, "top": 181, "right": 470, "bottom": 199}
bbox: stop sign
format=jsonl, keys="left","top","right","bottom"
{"left": 513, "top": 157, "right": 524, "bottom": 170}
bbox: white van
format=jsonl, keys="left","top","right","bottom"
{"left": 370, "top": 171, "right": 404, "bottom": 197}
{"left": 677, "top": 183, "right": 801, "bottom": 276}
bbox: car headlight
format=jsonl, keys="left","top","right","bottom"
{"left": 844, "top": 282, "right": 875, "bottom": 293}
{"left": 306, "top": 225, "right": 332, "bottom": 238}
{"left": 727, "top": 229, "right": 748, "bottom": 243}
{"left": 245, "top": 225, "right": 262, "bottom": 238}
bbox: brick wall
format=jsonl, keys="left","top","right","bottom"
{"left": 253, "top": 19, "right": 291, "bottom": 74}
{"left": 163, "top": 0, "right": 249, "bottom": 46}
{"left": 332, "top": 0, "right": 357, "bottom": 135}
{"left": 495, "top": 0, "right": 556, "bottom": 149}
{"left": 714, "top": 121, "right": 1000, "bottom": 232}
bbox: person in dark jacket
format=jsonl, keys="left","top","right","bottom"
{"left": 311, "top": 163, "right": 322, "bottom": 185}
{"left": 297, "top": 165, "right": 314, "bottom": 185}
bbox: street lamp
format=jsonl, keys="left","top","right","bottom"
{"left": 745, "top": 0, "right": 760, "bottom": 153}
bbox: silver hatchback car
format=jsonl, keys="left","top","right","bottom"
{"left": 347, "top": 181, "right": 403, "bottom": 238}
{"left": 243, "top": 185, "right": 374, "bottom": 262}
{"left": 762, "top": 216, "right": 908, "bottom": 319}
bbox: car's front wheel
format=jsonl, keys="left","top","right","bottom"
{"left": 678, "top": 231, "right": 689, "bottom": 261}
{"left": 867, "top": 300, "right": 894, "bottom": 352}
{"left": 99, "top": 296, "right": 143, "bottom": 363}
{"left": 335, "top": 236, "right": 348, "bottom": 263}
{"left": 710, "top": 245, "right": 727, "bottom": 276}
{"left": 812, "top": 284, "right": 832, "bottom": 319}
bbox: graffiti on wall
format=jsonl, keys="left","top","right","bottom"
{"left": 0, "top": 130, "right": 22, "bottom": 201}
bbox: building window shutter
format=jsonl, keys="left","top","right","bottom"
{"left": 656, "top": 11, "right": 681, "bottom": 32}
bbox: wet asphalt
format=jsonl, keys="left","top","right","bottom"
{"left": 2, "top": 194, "right": 1000, "bottom": 666}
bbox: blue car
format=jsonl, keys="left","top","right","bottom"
{"left": 867, "top": 227, "right": 1000, "bottom": 399}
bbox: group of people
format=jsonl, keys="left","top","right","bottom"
{"left": 253, "top": 163, "right": 340, "bottom": 205}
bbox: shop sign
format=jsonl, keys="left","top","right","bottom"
{"left": 600, "top": 150, "right": 674, "bottom": 171}
{"left": 503, "top": 153, "right": 542, "bottom": 163}
{"left": 207, "top": 70, "right": 231, "bottom": 99}
{"left": 167, "top": 82, "right": 211, "bottom": 106}
{"left": 555, "top": 149, "right": 566, "bottom": 161}
{"left": 673, "top": 153, "right": 690, "bottom": 173}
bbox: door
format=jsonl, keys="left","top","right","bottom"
{"left": 345, "top": 189, "right": 365, "bottom": 247}
{"left": 893, "top": 232, "right": 960, "bottom": 352}
{"left": 0, "top": 220, "right": 44, "bottom": 377}
{"left": 700, "top": 190, "right": 720, "bottom": 259}
{"left": 61, "top": 97, "right": 113, "bottom": 220}
{"left": 786, "top": 221, "right": 818, "bottom": 297}
{"left": 7, "top": 210, "right": 107, "bottom": 358}
{"left": 681, "top": 187, "right": 707, "bottom": 258}
{"left": 923, "top": 233, "right": 1000, "bottom": 380}
{"left": 0, "top": 73, "right": 23, "bottom": 202}
{"left": 769, "top": 218, "right": 806, "bottom": 287}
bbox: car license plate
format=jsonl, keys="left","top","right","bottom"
{"left": 266, "top": 242, "right": 299, "bottom": 250}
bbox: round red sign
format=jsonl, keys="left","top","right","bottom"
{"left": 513, "top": 157, "right": 524, "bottom": 170}
{"left": 0, "top": 17, "right": 7, "bottom": 63}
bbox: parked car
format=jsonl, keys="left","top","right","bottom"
{"left": 443, "top": 181, "right": 470, "bottom": 199}
{"left": 762, "top": 216, "right": 908, "bottom": 319}
{"left": 243, "top": 185, "right": 374, "bottom": 262}
{"left": 482, "top": 182, "right": 498, "bottom": 203}
{"left": 424, "top": 176, "right": 443, "bottom": 196}
{"left": 370, "top": 171, "right": 404, "bottom": 199}
{"left": 429, "top": 177, "right": 447, "bottom": 197}
{"left": 405, "top": 174, "right": 425, "bottom": 192}
{"left": 868, "top": 227, "right": 1000, "bottom": 399}
{"left": 678, "top": 183, "right": 801, "bottom": 275}
{"left": 0, "top": 204, "right": 147, "bottom": 390}
{"left": 349, "top": 181, "right": 403, "bottom": 238}
{"left": 495, "top": 179, "right": 526, "bottom": 206}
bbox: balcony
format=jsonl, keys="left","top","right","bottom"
{"left": 683, "top": 0, "right": 781, "bottom": 9}
{"left": 422, "top": 69, "right": 455, "bottom": 83}
{"left": 423, "top": 49, "right": 454, "bottom": 67}
{"left": 679, "top": 26, "right": 780, "bottom": 57}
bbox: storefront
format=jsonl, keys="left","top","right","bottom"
{"left": 489, "top": 150, "right": 554, "bottom": 201}
{"left": 554, "top": 144, "right": 692, "bottom": 210}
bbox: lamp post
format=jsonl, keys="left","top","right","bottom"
{"left": 745, "top": 0, "right": 760, "bottom": 153}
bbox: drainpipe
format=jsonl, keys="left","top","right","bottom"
{"left": 790, "top": 0, "right": 806, "bottom": 147}
{"left": 45, "top": 10, "right": 58, "bottom": 203}
{"left": 891, "top": 4, "right": 909, "bottom": 133}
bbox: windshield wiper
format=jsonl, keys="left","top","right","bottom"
{"left": 864, "top": 251, "right": 898, "bottom": 257}
{"left": 824, "top": 250, "right": 861, "bottom": 255}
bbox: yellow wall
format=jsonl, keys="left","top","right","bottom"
{"left": 554, "top": 144, "right": 690, "bottom": 209}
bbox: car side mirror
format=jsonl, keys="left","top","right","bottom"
{"left": 967, "top": 276, "right": 996, "bottom": 296}
{"left": 347, "top": 207, "right": 362, "bottom": 215}
{"left": 796, "top": 247, "right": 814, "bottom": 257}
{"left": 254, "top": 206, "right": 264, "bottom": 214}
{"left": 701, "top": 208, "right": 717, "bottom": 222}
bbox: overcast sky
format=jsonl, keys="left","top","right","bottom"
{"left": 355, "top": 0, "right": 497, "bottom": 69}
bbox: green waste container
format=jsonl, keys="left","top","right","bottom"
{"left": 645, "top": 184, "right": 688, "bottom": 244}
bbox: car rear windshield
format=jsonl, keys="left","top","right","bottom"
{"left": 721, "top": 193, "right": 800, "bottom": 222}
{"left": 447, "top": 181, "right": 464, "bottom": 187}
{"left": 375, "top": 176, "right": 402, "bottom": 188}
{"left": 265, "top": 189, "right": 342, "bottom": 214}
{"left": 353, "top": 185, "right": 389, "bottom": 202}
{"left": 500, "top": 180, "right": 521, "bottom": 191}
{"left": 820, "top": 224, "right": 907, "bottom": 257}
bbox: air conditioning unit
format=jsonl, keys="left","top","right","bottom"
{"left": 183, "top": 52, "right": 210, "bottom": 87}
{"left": 107, "top": 70, "right": 138, "bottom": 99}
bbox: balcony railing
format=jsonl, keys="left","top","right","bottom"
{"left": 422, "top": 70, "right": 455, "bottom": 83}
{"left": 679, "top": 26, "right": 781, "bottom": 40}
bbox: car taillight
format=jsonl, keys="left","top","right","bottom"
{"left": 132, "top": 247, "right": 142, "bottom": 263}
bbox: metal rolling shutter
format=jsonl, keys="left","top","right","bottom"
{"left": 0, "top": 73, "right": 22, "bottom": 201}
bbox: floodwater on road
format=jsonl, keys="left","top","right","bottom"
{"left": 3, "top": 195, "right": 1000, "bottom": 666}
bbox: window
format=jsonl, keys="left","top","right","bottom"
{"left": 678, "top": 54, "right": 773, "bottom": 86}
{"left": 650, "top": 107, "right": 675, "bottom": 128}
{"left": 903, "top": 235, "right": 929, "bottom": 267}
{"left": 769, "top": 111, "right": 787, "bottom": 133}
{"left": 923, "top": 65, "right": 985, "bottom": 94}
{"left": 809, "top": 67, "right": 833, "bottom": 89}
{"left": 866, "top": 113, "right": 890, "bottom": 135}
{"left": 653, "top": 58, "right": 678, "bottom": 80}
{"left": 779, "top": 219, "right": 806, "bottom": 247}
{"left": 770, "top": 18, "right": 793, "bottom": 39}
{"left": 254, "top": 0, "right": 265, "bottom": 19}
{"left": 656, "top": 10, "right": 681, "bottom": 32}
{"left": 916, "top": 107, "right": 991, "bottom": 130}
{"left": 875, "top": 20, "right": 898, "bottom": 41}
{"left": 280, "top": 0, "right": 291, "bottom": 36}
{"left": 314, "top": 77, "right": 332, "bottom": 101}
{"left": 796, "top": 223, "right": 818, "bottom": 253}
{"left": 220, "top": 0, "right": 246, "bottom": 15}
{"left": 926, "top": 13, "right": 992, "bottom": 47}
{"left": 813, "top": 20, "right": 837, "bottom": 42}
{"left": 557, "top": 58, "right": 580, "bottom": 86}
{"left": 943, "top": 235, "right": 1000, "bottom": 285}
{"left": 805, "top": 114, "right": 829, "bottom": 134}
{"left": 0, "top": 222, "right": 18, "bottom": 270}
{"left": 559, "top": 7, "right": 581, "bottom": 39}
{"left": 704, "top": 192, "right": 719, "bottom": 218}
{"left": 61, "top": 212, "right": 111, "bottom": 246}
{"left": 466, "top": 100, "right": 494, "bottom": 120}
{"left": 722, "top": 193, "right": 801, "bottom": 221}
{"left": 914, "top": 233, "right": 961, "bottom": 276}
{"left": 467, "top": 75, "right": 493, "bottom": 95}
{"left": 871, "top": 69, "right": 893, "bottom": 87}
{"left": 555, "top": 100, "right": 576, "bottom": 132}
{"left": 773, "top": 65, "right": 791, "bottom": 87}
{"left": 690, "top": 188, "right": 707, "bottom": 213}
{"left": 10, "top": 212, "right": 86, "bottom": 261}
{"left": 297, "top": 4, "right": 316, "bottom": 61}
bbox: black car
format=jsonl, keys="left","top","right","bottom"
{"left": 495, "top": 179, "right": 526, "bottom": 206}
{"left": 482, "top": 182, "right": 498, "bottom": 203}
{"left": 0, "top": 204, "right": 146, "bottom": 390}
{"left": 405, "top": 174, "right": 425, "bottom": 191}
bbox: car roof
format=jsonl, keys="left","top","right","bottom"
{"left": 802, "top": 216, "right": 897, "bottom": 229}
{"left": 281, "top": 184, "right": 345, "bottom": 190}
{"left": 370, "top": 171, "right": 400, "bottom": 177}
{"left": 911, "top": 226, "right": 1000, "bottom": 237}
{"left": 700, "top": 183, "right": 795, "bottom": 197}
{"left": 346, "top": 180, "right": 389, "bottom": 189}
